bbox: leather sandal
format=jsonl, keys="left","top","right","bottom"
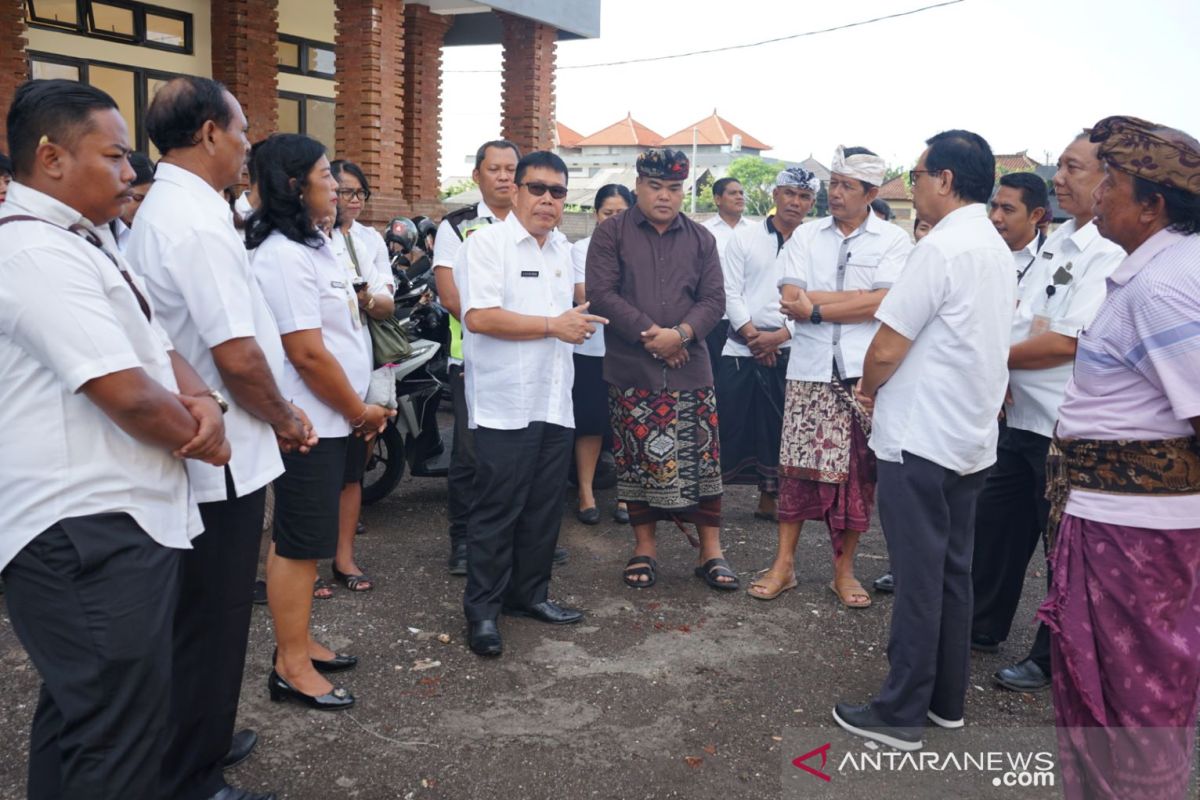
{"left": 829, "top": 577, "right": 872, "bottom": 608}
{"left": 332, "top": 565, "right": 374, "bottom": 592}
{"left": 694, "top": 557, "right": 740, "bottom": 591}
{"left": 623, "top": 555, "right": 657, "bottom": 588}
{"left": 747, "top": 569, "right": 797, "bottom": 601}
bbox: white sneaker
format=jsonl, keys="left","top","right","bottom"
{"left": 926, "top": 709, "right": 964, "bottom": 729}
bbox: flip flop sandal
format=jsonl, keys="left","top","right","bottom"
{"left": 747, "top": 570, "right": 797, "bottom": 601}
{"left": 694, "top": 557, "right": 740, "bottom": 591}
{"left": 332, "top": 566, "right": 374, "bottom": 592}
{"left": 829, "top": 579, "right": 872, "bottom": 608}
{"left": 312, "top": 578, "right": 334, "bottom": 600}
{"left": 623, "top": 555, "right": 657, "bottom": 589}
{"left": 752, "top": 510, "right": 778, "bottom": 522}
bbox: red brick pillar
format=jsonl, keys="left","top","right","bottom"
{"left": 498, "top": 12, "right": 557, "bottom": 155}
{"left": 210, "top": 0, "right": 279, "bottom": 139}
{"left": 0, "top": 0, "right": 29, "bottom": 146}
{"left": 335, "top": 0, "right": 406, "bottom": 227}
{"left": 400, "top": 3, "right": 451, "bottom": 216}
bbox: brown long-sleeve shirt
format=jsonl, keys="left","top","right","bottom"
{"left": 585, "top": 205, "right": 725, "bottom": 391}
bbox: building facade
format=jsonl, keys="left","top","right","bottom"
{"left": 3, "top": 0, "right": 600, "bottom": 224}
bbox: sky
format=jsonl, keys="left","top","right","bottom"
{"left": 438, "top": 0, "right": 1200, "bottom": 181}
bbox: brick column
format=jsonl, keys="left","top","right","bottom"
{"left": 335, "top": 0, "right": 406, "bottom": 226}
{"left": 498, "top": 12, "right": 557, "bottom": 155}
{"left": 400, "top": 3, "right": 450, "bottom": 216}
{"left": 0, "top": 0, "right": 29, "bottom": 146}
{"left": 210, "top": 0, "right": 279, "bottom": 138}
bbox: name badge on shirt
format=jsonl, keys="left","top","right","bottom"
{"left": 521, "top": 270, "right": 540, "bottom": 278}
{"left": 1041, "top": 251, "right": 1054, "bottom": 259}
{"left": 331, "top": 280, "right": 347, "bottom": 289}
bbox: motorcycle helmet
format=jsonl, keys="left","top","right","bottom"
{"left": 385, "top": 216, "right": 418, "bottom": 256}
{"left": 415, "top": 216, "right": 438, "bottom": 250}
{"left": 409, "top": 302, "right": 450, "bottom": 345}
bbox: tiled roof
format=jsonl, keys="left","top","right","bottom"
{"left": 659, "top": 109, "right": 770, "bottom": 151}
{"left": 575, "top": 113, "right": 663, "bottom": 147}
{"left": 555, "top": 121, "right": 584, "bottom": 149}
{"left": 995, "top": 151, "right": 1042, "bottom": 172}
{"left": 877, "top": 176, "right": 911, "bottom": 201}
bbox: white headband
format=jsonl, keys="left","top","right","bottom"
{"left": 831, "top": 145, "right": 886, "bottom": 186}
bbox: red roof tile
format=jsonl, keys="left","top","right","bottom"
{"left": 659, "top": 109, "right": 770, "bottom": 151}
{"left": 877, "top": 176, "right": 911, "bottom": 201}
{"left": 575, "top": 113, "right": 663, "bottom": 147}
{"left": 994, "top": 151, "right": 1042, "bottom": 172}
{"left": 555, "top": 121, "right": 584, "bottom": 149}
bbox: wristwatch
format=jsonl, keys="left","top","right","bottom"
{"left": 810, "top": 304, "right": 823, "bottom": 325}
{"left": 673, "top": 325, "right": 692, "bottom": 346}
{"left": 207, "top": 389, "right": 230, "bottom": 414}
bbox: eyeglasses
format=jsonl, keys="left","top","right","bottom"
{"left": 908, "top": 169, "right": 943, "bottom": 184}
{"left": 336, "top": 188, "right": 371, "bottom": 202}
{"left": 519, "top": 181, "right": 568, "bottom": 200}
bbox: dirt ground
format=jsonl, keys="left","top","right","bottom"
{"left": 0, "top": 454, "right": 1061, "bottom": 800}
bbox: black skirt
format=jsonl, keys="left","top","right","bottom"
{"left": 572, "top": 353, "right": 609, "bottom": 436}
{"left": 273, "top": 436, "right": 349, "bottom": 560}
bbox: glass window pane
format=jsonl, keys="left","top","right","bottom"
{"left": 90, "top": 3, "right": 135, "bottom": 36}
{"left": 88, "top": 65, "right": 137, "bottom": 144}
{"left": 308, "top": 46, "right": 335, "bottom": 76}
{"left": 29, "top": 0, "right": 78, "bottom": 25}
{"left": 305, "top": 98, "right": 335, "bottom": 157}
{"left": 277, "top": 97, "right": 300, "bottom": 134}
{"left": 277, "top": 40, "right": 300, "bottom": 69}
{"left": 30, "top": 59, "right": 80, "bottom": 81}
{"left": 146, "top": 13, "right": 186, "bottom": 48}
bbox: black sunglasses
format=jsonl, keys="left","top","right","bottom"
{"left": 519, "top": 181, "right": 568, "bottom": 200}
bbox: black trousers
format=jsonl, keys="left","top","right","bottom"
{"left": 3, "top": 513, "right": 180, "bottom": 800}
{"left": 872, "top": 453, "right": 987, "bottom": 728}
{"left": 715, "top": 352, "right": 788, "bottom": 493}
{"left": 704, "top": 319, "right": 729, "bottom": 387}
{"left": 971, "top": 424, "right": 1053, "bottom": 671}
{"left": 162, "top": 472, "right": 267, "bottom": 800}
{"left": 464, "top": 422, "right": 573, "bottom": 621}
{"left": 447, "top": 364, "right": 477, "bottom": 553}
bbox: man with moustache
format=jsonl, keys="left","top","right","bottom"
{"left": 971, "top": 135, "right": 1124, "bottom": 695}
{"left": 455, "top": 151, "right": 604, "bottom": 657}
{"left": 587, "top": 148, "right": 734, "bottom": 592}
{"left": 753, "top": 147, "right": 912, "bottom": 606}
{"left": 717, "top": 167, "right": 820, "bottom": 524}
{"left": 988, "top": 171, "right": 1050, "bottom": 282}
{"left": 1036, "top": 116, "right": 1200, "bottom": 800}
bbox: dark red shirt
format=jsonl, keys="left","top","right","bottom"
{"left": 585, "top": 205, "right": 725, "bottom": 391}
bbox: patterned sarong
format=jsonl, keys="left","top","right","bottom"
{"left": 609, "top": 385, "right": 722, "bottom": 511}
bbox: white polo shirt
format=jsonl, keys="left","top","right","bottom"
{"left": 0, "top": 182, "right": 201, "bottom": 570}
{"left": 571, "top": 236, "right": 605, "bottom": 357}
{"left": 703, "top": 213, "right": 753, "bottom": 265}
{"left": 721, "top": 217, "right": 794, "bottom": 358}
{"left": 332, "top": 221, "right": 394, "bottom": 352}
{"left": 779, "top": 211, "right": 913, "bottom": 380}
{"left": 456, "top": 214, "right": 575, "bottom": 430}
{"left": 128, "top": 163, "right": 286, "bottom": 503}
{"left": 435, "top": 201, "right": 500, "bottom": 367}
{"left": 1006, "top": 218, "right": 1124, "bottom": 438}
{"left": 871, "top": 203, "right": 1015, "bottom": 475}
{"left": 253, "top": 230, "right": 372, "bottom": 437}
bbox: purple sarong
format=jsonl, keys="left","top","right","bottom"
{"left": 1037, "top": 513, "right": 1200, "bottom": 799}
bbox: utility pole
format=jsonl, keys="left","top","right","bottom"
{"left": 691, "top": 126, "right": 698, "bottom": 214}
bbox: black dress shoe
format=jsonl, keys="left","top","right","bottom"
{"left": 468, "top": 620, "right": 502, "bottom": 656}
{"left": 832, "top": 702, "right": 923, "bottom": 751}
{"left": 220, "top": 729, "right": 258, "bottom": 770}
{"left": 576, "top": 506, "right": 601, "bottom": 525}
{"left": 613, "top": 505, "right": 630, "bottom": 524}
{"left": 448, "top": 544, "right": 467, "bottom": 576}
{"left": 994, "top": 658, "right": 1050, "bottom": 692}
{"left": 872, "top": 572, "right": 894, "bottom": 593}
{"left": 502, "top": 600, "right": 583, "bottom": 625}
{"left": 970, "top": 632, "right": 1001, "bottom": 653}
{"left": 267, "top": 670, "right": 355, "bottom": 710}
{"left": 273, "top": 647, "right": 358, "bottom": 673}
{"left": 206, "top": 786, "right": 277, "bottom": 800}
{"left": 553, "top": 546, "right": 568, "bottom": 565}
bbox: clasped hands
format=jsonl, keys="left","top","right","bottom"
{"left": 737, "top": 324, "right": 790, "bottom": 368}
{"left": 640, "top": 324, "right": 689, "bottom": 369}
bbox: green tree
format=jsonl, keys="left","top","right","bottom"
{"left": 726, "top": 156, "right": 782, "bottom": 216}
{"left": 439, "top": 178, "right": 477, "bottom": 201}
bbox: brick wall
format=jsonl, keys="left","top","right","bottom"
{"left": 0, "top": 0, "right": 29, "bottom": 148}
{"left": 335, "top": 0, "right": 406, "bottom": 227}
{"left": 210, "top": 0, "right": 279, "bottom": 139}
{"left": 498, "top": 11, "right": 556, "bottom": 155}
{"left": 400, "top": 3, "right": 451, "bottom": 211}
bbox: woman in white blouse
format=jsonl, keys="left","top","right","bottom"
{"left": 248, "top": 134, "right": 394, "bottom": 710}
{"left": 328, "top": 159, "right": 395, "bottom": 594}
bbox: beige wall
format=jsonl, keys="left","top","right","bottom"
{"left": 277, "top": 73, "right": 334, "bottom": 98}
{"left": 276, "top": 0, "right": 335, "bottom": 43}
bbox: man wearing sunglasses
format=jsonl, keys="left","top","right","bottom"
{"left": 455, "top": 151, "right": 606, "bottom": 657}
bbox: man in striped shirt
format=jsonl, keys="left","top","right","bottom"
{"left": 1037, "top": 115, "right": 1200, "bottom": 800}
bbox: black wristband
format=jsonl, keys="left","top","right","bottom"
{"left": 810, "top": 305, "right": 823, "bottom": 325}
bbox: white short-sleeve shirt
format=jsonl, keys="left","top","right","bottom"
{"left": 331, "top": 221, "right": 394, "bottom": 352}
{"left": 128, "top": 163, "right": 286, "bottom": 503}
{"left": 0, "top": 183, "right": 202, "bottom": 570}
{"left": 702, "top": 213, "right": 753, "bottom": 265}
{"left": 571, "top": 235, "right": 605, "bottom": 357}
{"left": 253, "top": 231, "right": 372, "bottom": 437}
{"left": 1006, "top": 218, "right": 1125, "bottom": 438}
{"left": 721, "top": 217, "right": 794, "bottom": 358}
{"left": 870, "top": 203, "right": 1016, "bottom": 475}
{"left": 456, "top": 214, "right": 576, "bottom": 430}
{"left": 779, "top": 211, "right": 913, "bottom": 380}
